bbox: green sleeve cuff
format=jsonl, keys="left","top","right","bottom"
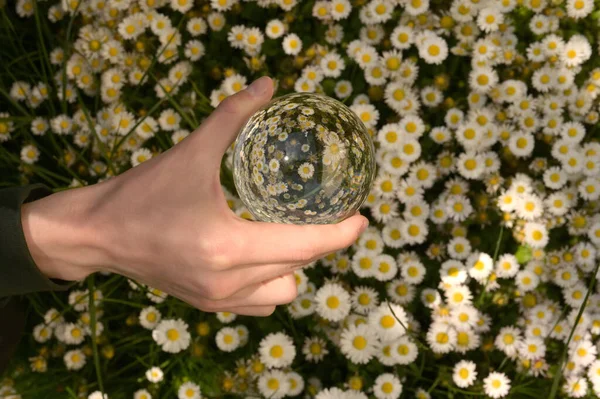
{"left": 0, "top": 183, "right": 75, "bottom": 298}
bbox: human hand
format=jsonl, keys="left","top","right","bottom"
{"left": 22, "top": 76, "right": 369, "bottom": 316}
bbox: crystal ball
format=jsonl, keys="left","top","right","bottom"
{"left": 233, "top": 92, "right": 376, "bottom": 225}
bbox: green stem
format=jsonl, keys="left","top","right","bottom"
{"left": 548, "top": 261, "right": 600, "bottom": 399}
{"left": 88, "top": 275, "right": 105, "bottom": 394}
{"left": 476, "top": 225, "right": 504, "bottom": 307}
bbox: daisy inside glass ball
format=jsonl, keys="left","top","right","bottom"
{"left": 233, "top": 92, "right": 376, "bottom": 224}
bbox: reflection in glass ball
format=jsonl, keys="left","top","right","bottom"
{"left": 233, "top": 92, "right": 376, "bottom": 225}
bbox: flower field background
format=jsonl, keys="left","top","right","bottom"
{"left": 2, "top": 0, "right": 600, "bottom": 398}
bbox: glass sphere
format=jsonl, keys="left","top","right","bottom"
{"left": 233, "top": 92, "right": 376, "bottom": 225}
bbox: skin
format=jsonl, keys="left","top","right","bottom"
{"left": 20, "top": 76, "right": 369, "bottom": 317}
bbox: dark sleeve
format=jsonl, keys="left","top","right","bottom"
{"left": 0, "top": 183, "right": 75, "bottom": 298}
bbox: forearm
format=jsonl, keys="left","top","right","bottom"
{"left": 20, "top": 181, "right": 115, "bottom": 283}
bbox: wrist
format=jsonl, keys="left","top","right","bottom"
{"left": 21, "top": 181, "right": 116, "bottom": 282}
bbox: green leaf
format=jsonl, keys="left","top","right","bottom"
{"left": 515, "top": 245, "right": 532, "bottom": 265}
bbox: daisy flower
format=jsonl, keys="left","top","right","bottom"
{"left": 426, "top": 322, "right": 457, "bottom": 354}
{"left": 64, "top": 349, "right": 86, "bottom": 371}
{"left": 372, "top": 373, "right": 402, "bottom": 399}
{"left": 330, "top": 0, "right": 352, "bottom": 20}
{"left": 477, "top": 7, "right": 503, "bottom": 32}
{"left": 495, "top": 254, "right": 520, "bottom": 278}
{"left": 339, "top": 323, "right": 378, "bottom": 364}
{"left": 146, "top": 366, "right": 164, "bottom": 383}
{"left": 139, "top": 306, "right": 161, "bottom": 330}
{"left": 266, "top": 19, "right": 285, "bottom": 39}
{"left": 302, "top": 336, "right": 329, "bottom": 362}
{"left": 20, "top": 144, "right": 40, "bottom": 164}
{"left": 447, "top": 236, "right": 472, "bottom": 260}
{"left": 418, "top": 34, "right": 448, "bottom": 64}
{"left": 259, "top": 332, "right": 296, "bottom": 369}
{"left": 187, "top": 17, "right": 207, "bottom": 36}
{"left": 453, "top": 360, "right": 477, "bottom": 388}
{"left": 563, "top": 376, "right": 588, "bottom": 398}
{"left": 404, "top": 0, "right": 429, "bottom": 15}
{"left": 561, "top": 34, "right": 592, "bottom": 67}
{"left": 131, "top": 148, "right": 153, "bottom": 167}
{"left": 177, "top": 382, "right": 201, "bottom": 399}
{"left": 566, "top": 0, "right": 593, "bottom": 19}
{"left": 391, "top": 335, "right": 418, "bottom": 365}
{"left": 320, "top": 52, "right": 345, "bottom": 78}
{"left": 315, "top": 282, "right": 351, "bottom": 322}
{"left": 151, "top": 319, "right": 191, "bottom": 353}
{"left": 469, "top": 67, "right": 498, "bottom": 93}
{"left": 215, "top": 327, "right": 241, "bottom": 352}
{"left": 523, "top": 222, "right": 549, "bottom": 248}
{"left": 282, "top": 33, "right": 302, "bottom": 55}
{"left": 258, "top": 369, "right": 290, "bottom": 399}
{"left": 368, "top": 302, "right": 408, "bottom": 342}
{"left": 483, "top": 372, "right": 511, "bottom": 398}
{"left": 62, "top": 323, "right": 86, "bottom": 345}
{"left": 445, "top": 285, "right": 473, "bottom": 307}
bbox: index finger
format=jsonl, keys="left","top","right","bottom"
{"left": 231, "top": 213, "right": 368, "bottom": 265}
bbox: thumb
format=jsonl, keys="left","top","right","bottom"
{"left": 198, "top": 76, "right": 274, "bottom": 163}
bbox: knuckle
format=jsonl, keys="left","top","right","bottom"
{"left": 290, "top": 247, "right": 317, "bottom": 263}
{"left": 218, "top": 92, "right": 247, "bottom": 115}
{"left": 197, "top": 236, "right": 236, "bottom": 270}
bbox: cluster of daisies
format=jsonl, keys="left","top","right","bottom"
{"left": 3, "top": 0, "right": 600, "bottom": 398}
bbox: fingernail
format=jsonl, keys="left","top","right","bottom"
{"left": 246, "top": 76, "right": 271, "bottom": 97}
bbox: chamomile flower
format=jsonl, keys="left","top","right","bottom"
{"left": 523, "top": 222, "right": 549, "bottom": 248}
{"left": 216, "top": 327, "right": 240, "bottom": 352}
{"left": 152, "top": 319, "right": 191, "bottom": 353}
{"left": 315, "top": 283, "right": 351, "bottom": 322}
{"left": 566, "top": 0, "right": 593, "bottom": 19}
{"left": 495, "top": 254, "right": 520, "bottom": 278}
{"left": 62, "top": 323, "right": 86, "bottom": 345}
{"left": 426, "top": 322, "right": 457, "bottom": 354}
{"left": 330, "top": 0, "right": 352, "bottom": 20}
{"left": 139, "top": 306, "right": 161, "bottom": 330}
{"left": 258, "top": 370, "right": 290, "bottom": 399}
{"left": 178, "top": 382, "right": 201, "bottom": 399}
{"left": 373, "top": 255, "right": 396, "bottom": 280}
{"left": 320, "top": 52, "right": 345, "bottom": 78}
{"left": 64, "top": 349, "right": 86, "bottom": 371}
{"left": 259, "top": 332, "right": 296, "bottom": 369}
{"left": 302, "top": 336, "right": 329, "bottom": 362}
{"left": 563, "top": 376, "right": 588, "bottom": 398}
{"left": 373, "top": 373, "right": 402, "bottom": 399}
{"left": 515, "top": 269, "right": 540, "bottom": 292}
{"left": 445, "top": 285, "right": 473, "bottom": 307}
{"left": 282, "top": 33, "right": 302, "bottom": 55}
{"left": 265, "top": 19, "right": 285, "bottom": 39}
{"left": 477, "top": 7, "right": 503, "bottom": 32}
{"left": 483, "top": 372, "right": 511, "bottom": 398}
{"left": 404, "top": 0, "right": 429, "bottom": 15}
{"left": 368, "top": 302, "right": 408, "bottom": 341}
{"left": 453, "top": 360, "right": 477, "bottom": 388}
{"left": 146, "top": 366, "right": 164, "bottom": 383}
{"left": 339, "top": 323, "right": 378, "bottom": 364}
{"left": 351, "top": 286, "right": 379, "bottom": 315}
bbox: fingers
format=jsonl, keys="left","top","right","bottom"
{"left": 195, "top": 76, "right": 274, "bottom": 164}
{"left": 189, "top": 273, "right": 298, "bottom": 314}
{"left": 223, "top": 305, "right": 277, "bottom": 317}
{"left": 232, "top": 214, "right": 368, "bottom": 265}
{"left": 225, "top": 273, "right": 298, "bottom": 304}
{"left": 228, "top": 260, "right": 308, "bottom": 288}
